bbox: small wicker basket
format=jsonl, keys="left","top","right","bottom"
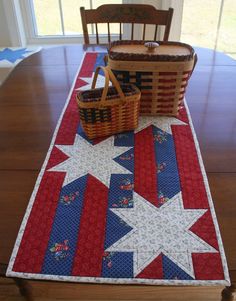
{"left": 77, "top": 66, "right": 141, "bottom": 139}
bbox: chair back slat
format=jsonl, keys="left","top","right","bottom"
{"left": 95, "top": 23, "right": 99, "bottom": 44}
{"left": 154, "top": 25, "right": 158, "bottom": 41}
{"left": 107, "top": 23, "right": 111, "bottom": 43}
{"left": 163, "top": 8, "right": 173, "bottom": 41}
{"left": 80, "top": 6, "right": 89, "bottom": 44}
{"left": 119, "top": 23, "right": 122, "bottom": 40}
{"left": 80, "top": 5, "right": 173, "bottom": 44}
{"left": 142, "top": 24, "right": 146, "bottom": 40}
{"left": 131, "top": 23, "right": 134, "bottom": 40}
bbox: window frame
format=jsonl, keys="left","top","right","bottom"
{"left": 20, "top": 0, "right": 124, "bottom": 44}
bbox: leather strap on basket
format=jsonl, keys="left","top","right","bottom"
{"left": 91, "top": 66, "right": 126, "bottom": 107}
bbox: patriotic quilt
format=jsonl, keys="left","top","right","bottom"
{"left": 7, "top": 53, "right": 230, "bottom": 285}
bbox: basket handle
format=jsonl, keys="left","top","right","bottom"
{"left": 91, "top": 66, "right": 126, "bottom": 107}
{"left": 189, "top": 53, "right": 198, "bottom": 77}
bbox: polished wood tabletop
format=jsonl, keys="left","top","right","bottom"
{"left": 0, "top": 44, "right": 235, "bottom": 300}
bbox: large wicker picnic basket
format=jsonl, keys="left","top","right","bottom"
{"left": 77, "top": 66, "right": 141, "bottom": 139}
{"left": 108, "top": 40, "right": 197, "bottom": 116}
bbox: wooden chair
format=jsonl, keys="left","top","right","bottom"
{"left": 80, "top": 4, "right": 173, "bottom": 44}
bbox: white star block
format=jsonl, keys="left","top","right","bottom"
{"left": 48, "top": 134, "right": 131, "bottom": 187}
{"left": 76, "top": 73, "right": 111, "bottom": 91}
{"left": 135, "top": 116, "right": 186, "bottom": 135}
{"left": 107, "top": 192, "right": 217, "bottom": 278}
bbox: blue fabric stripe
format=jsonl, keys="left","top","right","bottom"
{"left": 102, "top": 251, "right": 133, "bottom": 278}
{"left": 104, "top": 209, "right": 133, "bottom": 250}
{"left": 41, "top": 175, "right": 87, "bottom": 275}
{"left": 107, "top": 174, "right": 134, "bottom": 209}
{"left": 103, "top": 174, "right": 134, "bottom": 277}
{"left": 113, "top": 148, "right": 134, "bottom": 173}
{"left": 153, "top": 126, "right": 181, "bottom": 203}
{"left": 114, "top": 131, "right": 134, "bottom": 146}
{"left": 163, "top": 255, "right": 193, "bottom": 280}
{"left": 93, "top": 53, "right": 106, "bottom": 73}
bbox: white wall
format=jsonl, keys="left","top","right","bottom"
{"left": 0, "top": 1, "right": 12, "bottom": 46}
{"left": 162, "top": 0, "right": 184, "bottom": 41}
{"left": 0, "top": 0, "right": 26, "bottom": 47}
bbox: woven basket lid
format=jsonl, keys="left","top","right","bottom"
{"left": 108, "top": 40, "right": 195, "bottom": 62}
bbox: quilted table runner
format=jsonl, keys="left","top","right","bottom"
{"left": 7, "top": 53, "right": 230, "bottom": 285}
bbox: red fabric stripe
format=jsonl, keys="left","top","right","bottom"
{"left": 55, "top": 53, "right": 97, "bottom": 145}
{"left": 79, "top": 53, "right": 97, "bottom": 77}
{"left": 46, "top": 146, "right": 69, "bottom": 170}
{"left": 136, "top": 254, "right": 163, "bottom": 279}
{"left": 76, "top": 78, "right": 88, "bottom": 89}
{"left": 190, "top": 210, "right": 219, "bottom": 250}
{"left": 55, "top": 92, "right": 79, "bottom": 145}
{"left": 13, "top": 172, "right": 65, "bottom": 273}
{"left": 134, "top": 126, "right": 158, "bottom": 206}
{"left": 177, "top": 106, "right": 189, "bottom": 124}
{"left": 192, "top": 253, "right": 225, "bottom": 280}
{"left": 72, "top": 175, "right": 109, "bottom": 276}
{"left": 173, "top": 119, "right": 223, "bottom": 280}
{"left": 172, "top": 125, "right": 209, "bottom": 209}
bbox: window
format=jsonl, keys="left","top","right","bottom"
{"left": 181, "top": 0, "right": 236, "bottom": 60}
{"left": 26, "top": 0, "right": 122, "bottom": 37}
{"left": 20, "top": 0, "right": 182, "bottom": 45}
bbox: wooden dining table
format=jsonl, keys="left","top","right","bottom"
{"left": 0, "top": 44, "right": 235, "bottom": 301}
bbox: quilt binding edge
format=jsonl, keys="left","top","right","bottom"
{"left": 6, "top": 51, "right": 231, "bottom": 286}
